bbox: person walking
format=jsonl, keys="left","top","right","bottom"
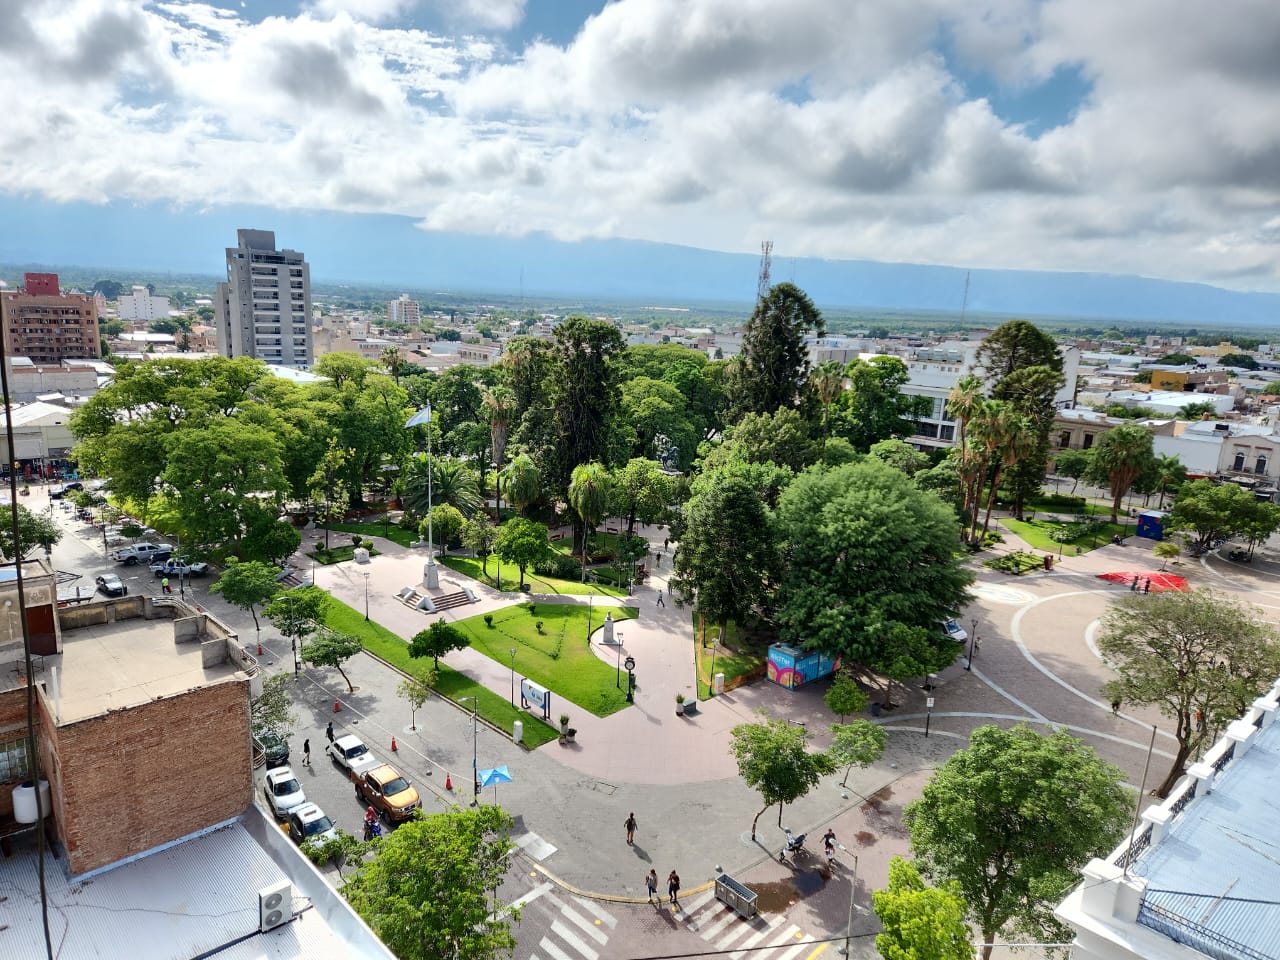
{"left": 161, "top": 576, "right": 171, "bottom": 595}
{"left": 326, "top": 721, "right": 335, "bottom": 743}
{"left": 302, "top": 738, "right": 311, "bottom": 766}
{"left": 624, "top": 812, "right": 637, "bottom": 844}
{"left": 645, "top": 869, "right": 658, "bottom": 902}
{"left": 1111, "top": 699, "right": 1121, "bottom": 716}
{"left": 656, "top": 592, "right": 664, "bottom": 608}
{"left": 667, "top": 870, "right": 680, "bottom": 905}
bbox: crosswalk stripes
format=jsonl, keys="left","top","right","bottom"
{"left": 523, "top": 884, "right": 616, "bottom": 960}
{"left": 680, "top": 890, "right": 815, "bottom": 960}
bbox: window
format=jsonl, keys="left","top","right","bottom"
{"left": 1059, "top": 431, "right": 1071, "bottom": 449}
{"left": 1083, "top": 433, "right": 1095, "bottom": 449}
{"left": 1258, "top": 455, "right": 1268, "bottom": 475}
{"left": 1234, "top": 451, "right": 1246, "bottom": 471}
{"left": 0, "top": 736, "right": 30, "bottom": 783}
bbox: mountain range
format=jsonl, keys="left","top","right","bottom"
{"left": 1, "top": 197, "right": 1277, "bottom": 327}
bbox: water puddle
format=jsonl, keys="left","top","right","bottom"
{"left": 747, "top": 869, "right": 830, "bottom": 912}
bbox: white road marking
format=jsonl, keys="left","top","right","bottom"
{"left": 549, "top": 920, "right": 599, "bottom": 960}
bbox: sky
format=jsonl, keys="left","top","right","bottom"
{"left": 2, "top": 0, "right": 1279, "bottom": 293}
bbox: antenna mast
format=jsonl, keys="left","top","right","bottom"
{"left": 959, "top": 270, "right": 971, "bottom": 326}
{"left": 757, "top": 240, "right": 773, "bottom": 302}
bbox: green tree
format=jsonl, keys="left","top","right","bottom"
{"left": 423, "top": 503, "right": 465, "bottom": 554}
{"left": 300, "top": 628, "right": 363, "bottom": 693}
{"left": 0, "top": 505, "right": 62, "bottom": 559}
{"left": 210, "top": 557, "right": 281, "bottom": 636}
{"left": 823, "top": 672, "right": 868, "bottom": 723}
{"left": 729, "top": 716, "right": 837, "bottom": 839}
{"left": 1053, "top": 448, "right": 1090, "bottom": 494}
{"left": 672, "top": 469, "right": 778, "bottom": 643}
{"left": 398, "top": 674, "right": 435, "bottom": 731}
{"left": 344, "top": 805, "right": 518, "bottom": 960}
{"left": 775, "top": 459, "right": 973, "bottom": 667}
{"left": 543, "top": 316, "right": 626, "bottom": 492}
{"left": 264, "top": 585, "right": 331, "bottom": 650}
{"left": 726, "top": 282, "right": 825, "bottom": 421}
{"left": 1084, "top": 423, "right": 1157, "bottom": 521}
{"left": 609, "top": 458, "right": 672, "bottom": 538}
{"left": 482, "top": 385, "right": 517, "bottom": 517}
{"left": 499, "top": 453, "right": 540, "bottom": 517}
{"left": 1164, "top": 478, "right": 1257, "bottom": 552}
{"left": 460, "top": 515, "right": 497, "bottom": 577}
{"left": 829, "top": 721, "right": 887, "bottom": 788}
{"left": 403, "top": 457, "right": 484, "bottom": 519}
{"left": 409, "top": 619, "right": 471, "bottom": 669}
{"left": 1152, "top": 453, "right": 1186, "bottom": 508}
{"left": 1153, "top": 539, "right": 1181, "bottom": 570}
{"left": 722, "top": 407, "right": 820, "bottom": 473}
{"left": 309, "top": 437, "right": 354, "bottom": 550}
{"left": 869, "top": 438, "right": 930, "bottom": 476}
{"left": 1177, "top": 401, "right": 1218, "bottom": 419}
{"left": 250, "top": 673, "right": 298, "bottom": 735}
{"left": 904, "top": 725, "right": 1130, "bottom": 959}
{"left": 568, "top": 461, "right": 611, "bottom": 571}
{"left": 834, "top": 355, "right": 930, "bottom": 452}
{"left": 976, "top": 320, "right": 1063, "bottom": 382}
{"left": 1098, "top": 590, "right": 1280, "bottom": 797}
{"left": 1219, "top": 352, "right": 1258, "bottom": 370}
{"left": 493, "top": 517, "right": 554, "bottom": 589}
{"left": 809, "top": 360, "right": 846, "bottom": 445}
{"left": 380, "top": 345, "right": 403, "bottom": 383}
{"left": 873, "top": 857, "right": 975, "bottom": 960}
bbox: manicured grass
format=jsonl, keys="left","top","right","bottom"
{"left": 327, "top": 520, "right": 416, "bottom": 547}
{"left": 693, "top": 614, "right": 770, "bottom": 699}
{"left": 309, "top": 543, "right": 381, "bottom": 565}
{"left": 1000, "top": 517, "right": 1129, "bottom": 554}
{"left": 324, "top": 599, "right": 560, "bottom": 748}
{"left": 548, "top": 530, "right": 636, "bottom": 558}
{"left": 439, "top": 555, "right": 630, "bottom": 598}
{"left": 452, "top": 603, "right": 639, "bottom": 718}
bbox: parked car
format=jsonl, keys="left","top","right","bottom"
{"left": 287, "top": 802, "right": 338, "bottom": 846}
{"left": 111, "top": 542, "right": 173, "bottom": 565}
{"left": 95, "top": 574, "right": 128, "bottom": 597}
{"left": 326, "top": 734, "right": 379, "bottom": 777}
{"left": 940, "top": 618, "right": 968, "bottom": 643}
{"left": 354, "top": 764, "right": 421, "bottom": 824}
{"left": 149, "top": 557, "right": 210, "bottom": 578}
{"left": 263, "top": 766, "right": 306, "bottom": 819}
{"left": 252, "top": 726, "right": 290, "bottom": 768}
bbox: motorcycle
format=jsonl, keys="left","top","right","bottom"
{"left": 363, "top": 819, "right": 383, "bottom": 841}
{"left": 781, "top": 828, "right": 807, "bottom": 860}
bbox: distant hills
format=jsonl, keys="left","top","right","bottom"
{"left": 0, "top": 196, "right": 1277, "bottom": 327}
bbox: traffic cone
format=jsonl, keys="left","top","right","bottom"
{"left": 334, "top": 699, "right": 341, "bottom": 712}
{"left": 445, "top": 772, "right": 453, "bottom": 791}
{"left": 391, "top": 736, "right": 397, "bottom": 752}
{"left": 257, "top": 642, "right": 263, "bottom": 656}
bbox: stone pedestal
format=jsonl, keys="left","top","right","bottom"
{"left": 602, "top": 611, "right": 615, "bottom": 644}
{"left": 424, "top": 560, "right": 439, "bottom": 589}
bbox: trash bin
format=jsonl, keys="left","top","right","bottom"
{"left": 513, "top": 720, "right": 523, "bottom": 745}
{"left": 713, "top": 673, "right": 725, "bottom": 695}
{"left": 715, "top": 874, "right": 758, "bottom": 919}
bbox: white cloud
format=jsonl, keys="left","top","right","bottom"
{"left": 0, "top": 0, "right": 1278, "bottom": 290}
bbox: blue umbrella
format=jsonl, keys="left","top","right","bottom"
{"left": 477, "top": 766, "right": 513, "bottom": 803}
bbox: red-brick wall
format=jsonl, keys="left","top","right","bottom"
{"left": 42, "top": 679, "right": 253, "bottom": 875}
{"left": 0, "top": 687, "right": 37, "bottom": 820}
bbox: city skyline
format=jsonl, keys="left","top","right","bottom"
{"left": 1, "top": 1, "right": 1278, "bottom": 296}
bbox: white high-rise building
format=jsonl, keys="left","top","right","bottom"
{"left": 387, "top": 294, "right": 420, "bottom": 326}
{"left": 214, "top": 229, "right": 313, "bottom": 368}
{"left": 117, "top": 285, "right": 170, "bottom": 321}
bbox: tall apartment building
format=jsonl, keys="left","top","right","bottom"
{"left": 387, "top": 293, "right": 420, "bottom": 325}
{"left": 0, "top": 273, "right": 101, "bottom": 363}
{"left": 116, "top": 284, "right": 171, "bottom": 321}
{"left": 214, "top": 229, "right": 313, "bottom": 368}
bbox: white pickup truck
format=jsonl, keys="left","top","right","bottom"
{"left": 325, "top": 735, "right": 380, "bottom": 777}
{"left": 111, "top": 542, "right": 173, "bottom": 565}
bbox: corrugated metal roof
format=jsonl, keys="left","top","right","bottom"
{"left": 1131, "top": 718, "right": 1280, "bottom": 960}
{"left": 1, "top": 816, "right": 393, "bottom": 959}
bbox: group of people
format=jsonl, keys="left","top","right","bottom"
{"left": 628, "top": 814, "right": 682, "bottom": 905}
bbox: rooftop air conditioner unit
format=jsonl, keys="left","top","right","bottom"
{"left": 258, "top": 880, "right": 292, "bottom": 932}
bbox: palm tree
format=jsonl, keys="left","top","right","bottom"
{"left": 568, "top": 462, "right": 611, "bottom": 581}
{"left": 402, "top": 456, "right": 484, "bottom": 518}
{"left": 810, "top": 361, "right": 846, "bottom": 443}
{"left": 1090, "top": 423, "right": 1156, "bottom": 522}
{"left": 969, "top": 403, "right": 1034, "bottom": 543}
{"left": 482, "top": 385, "right": 517, "bottom": 520}
{"left": 1154, "top": 453, "right": 1187, "bottom": 508}
{"left": 500, "top": 454, "right": 540, "bottom": 517}
{"left": 380, "top": 345, "right": 402, "bottom": 384}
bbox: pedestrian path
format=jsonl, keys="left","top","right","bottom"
{"left": 516, "top": 883, "right": 618, "bottom": 960}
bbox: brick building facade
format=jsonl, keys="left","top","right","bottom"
{"left": 0, "top": 273, "right": 101, "bottom": 363}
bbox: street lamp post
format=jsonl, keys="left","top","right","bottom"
{"left": 624, "top": 656, "right": 636, "bottom": 703}
{"left": 509, "top": 648, "right": 516, "bottom": 706}
{"left": 708, "top": 638, "right": 718, "bottom": 696}
{"left": 586, "top": 588, "right": 594, "bottom": 645}
{"left": 966, "top": 618, "right": 978, "bottom": 671}
{"left": 363, "top": 571, "right": 370, "bottom": 621}
{"left": 460, "top": 695, "right": 479, "bottom": 804}
{"left": 405, "top": 405, "right": 439, "bottom": 588}
{"left": 840, "top": 855, "right": 860, "bottom": 957}
{"left": 615, "top": 634, "right": 624, "bottom": 688}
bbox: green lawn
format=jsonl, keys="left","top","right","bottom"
{"left": 1000, "top": 517, "right": 1130, "bottom": 553}
{"left": 439, "top": 555, "right": 630, "bottom": 598}
{"left": 452, "top": 603, "right": 639, "bottom": 719}
{"left": 693, "top": 615, "right": 771, "bottom": 699}
{"left": 548, "top": 530, "right": 638, "bottom": 558}
{"left": 324, "top": 599, "right": 560, "bottom": 748}
{"left": 327, "top": 520, "right": 416, "bottom": 548}
{"left": 309, "top": 543, "right": 381, "bottom": 565}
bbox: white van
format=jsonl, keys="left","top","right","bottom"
{"left": 940, "top": 618, "right": 968, "bottom": 643}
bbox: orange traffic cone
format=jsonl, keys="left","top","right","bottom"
{"left": 391, "top": 736, "right": 397, "bottom": 752}
{"left": 334, "top": 699, "right": 341, "bottom": 713}
{"left": 257, "top": 642, "right": 263, "bottom": 656}
{"left": 445, "top": 772, "right": 453, "bottom": 791}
